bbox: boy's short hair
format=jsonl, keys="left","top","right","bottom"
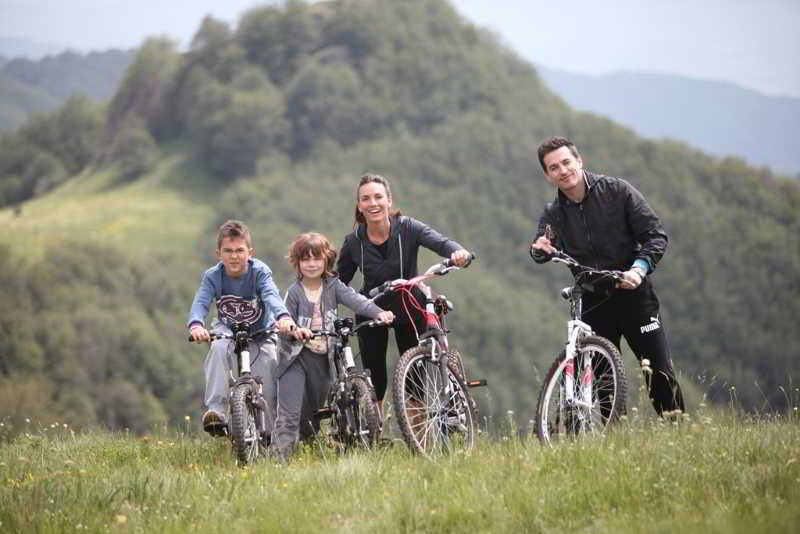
{"left": 216, "top": 220, "right": 252, "bottom": 249}
{"left": 287, "top": 232, "right": 338, "bottom": 279}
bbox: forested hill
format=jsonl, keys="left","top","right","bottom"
{"left": 0, "top": 0, "right": 797, "bottom": 435}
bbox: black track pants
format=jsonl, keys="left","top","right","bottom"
{"left": 582, "top": 279, "right": 685, "bottom": 415}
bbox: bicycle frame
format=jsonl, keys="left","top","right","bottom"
{"left": 372, "top": 257, "right": 484, "bottom": 455}
{"left": 193, "top": 323, "right": 276, "bottom": 452}
{"left": 311, "top": 319, "right": 381, "bottom": 446}
{"left": 547, "top": 252, "right": 625, "bottom": 433}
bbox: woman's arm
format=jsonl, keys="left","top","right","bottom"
{"left": 336, "top": 233, "right": 359, "bottom": 285}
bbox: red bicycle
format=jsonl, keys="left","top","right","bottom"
{"left": 369, "top": 255, "right": 486, "bottom": 457}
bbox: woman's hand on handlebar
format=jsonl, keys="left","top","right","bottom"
{"left": 375, "top": 311, "right": 394, "bottom": 324}
{"left": 189, "top": 324, "right": 211, "bottom": 343}
{"left": 450, "top": 249, "right": 473, "bottom": 267}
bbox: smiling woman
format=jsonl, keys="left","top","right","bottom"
{"left": 336, "top": 173, "right": 474, "bottom": 407}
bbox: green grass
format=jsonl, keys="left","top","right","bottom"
{"left": 0, "top": 154, "right": 218, "bottom": 260}
{"left": 2, "top": 410, "right": 798, "bottom": 533}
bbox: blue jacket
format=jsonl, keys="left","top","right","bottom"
{"left": 187, "top": 258, "right": 289, "bottom": 331}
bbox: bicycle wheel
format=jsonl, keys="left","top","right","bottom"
{"left": 346, "top": 376, "right": 381, "bottom": 448}
{"left": 535, "top": 335, "right": 627, "bottom": 444}
{"left": 230, "top": 383, "right": 261, "bottom": 465}
{"left": 392, "top": 345, "right": 477, "bottom": 458}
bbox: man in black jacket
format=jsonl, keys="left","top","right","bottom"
{"left": 530, "top": 136, "right": 684, "bottom": 416}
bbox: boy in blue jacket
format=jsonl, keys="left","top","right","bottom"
{"left": 188, "top": 220, "right": 296, "bottom": 437}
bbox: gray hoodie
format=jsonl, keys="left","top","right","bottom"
{"left": 276, "top": 276, "right": 385, "bottom": 377}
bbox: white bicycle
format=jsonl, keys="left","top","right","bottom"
{"left": 533, "top": 250, "right": 629, "bottom": 444}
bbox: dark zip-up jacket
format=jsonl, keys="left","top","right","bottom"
{"left": 337, "top": 215, "right": 463, "bottom": 295}
{"left": 532, "top": 171, "right": 667, "bottom": 272}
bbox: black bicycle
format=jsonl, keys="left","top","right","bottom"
{"left": 190, "top": 322, "right": 276, "bottom": 465}
{"left": 311, "top": 318, "right": 382, "bottom": 451}
{"left": 532, "top": 249, "right": 629, "bottom": 444}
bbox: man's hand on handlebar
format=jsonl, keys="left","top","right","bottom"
{"left": 617, "top": 269, "right": 644, "bottom": 290}
{"left": 531, "top": 234, "right": 557, "bottom": 256}
{"left": 189, "top": 324, "right": 211, "bottom": 343}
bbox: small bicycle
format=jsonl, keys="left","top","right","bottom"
{"left": 189, "top": 322, "right": 276, "bottom": 465}
{"left": 369, "top": 255, "right": 486, "bottom": 458}
{"left": 532, "top": 249, "right": 629, "bottom": 445}
{"left": 311, "top": 318, "right": 382, "bottom": 451}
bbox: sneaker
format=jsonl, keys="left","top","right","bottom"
{"left": 202, "top": 410, "right": 228, "bottom": 437}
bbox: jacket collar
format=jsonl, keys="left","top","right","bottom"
{"left": 355, "top": 214, "right": 401, "bottom": 242}
{"left": 555, "top": 171, "right": 597, "bottom": 205}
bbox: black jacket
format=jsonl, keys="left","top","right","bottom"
{"left": 533, "top": 171, "right": 667, "bottom": 272}
{"left": 338, "top": 215, "right": 463, "bottom": 295}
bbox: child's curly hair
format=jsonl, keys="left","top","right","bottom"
{"left": 287, "top": 232, "right": 338, "bottom": 280}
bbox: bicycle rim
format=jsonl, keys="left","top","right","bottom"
{"left": 392, "top": 346, "right": 476, "bottom": 458}
{"left": 536, "top": 337, "right": 626, "bottom": 444}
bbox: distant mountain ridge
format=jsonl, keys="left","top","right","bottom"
{"left": 537, "top": 66, "right": 800, "bottom": 176}
{"left": 0, "top": 49, "right": 134, "bottom": 131}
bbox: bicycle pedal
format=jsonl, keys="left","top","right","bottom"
{"left": 467, "top": 379, "right": 487, "bottom": 388}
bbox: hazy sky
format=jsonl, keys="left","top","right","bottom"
{"left": 1, "top": 0, "right": 798, "bottom": 97}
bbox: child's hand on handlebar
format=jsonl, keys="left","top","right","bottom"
{"left": 292, "top": 327, "right": 313, "bottom": 341}
{"left": 189, "top": 324, "right": 211, "bottom": 343}
{"left": 276, "top": 316, "right": 297, "bottom": 335}
{"left": 376, "top": 311, "right": 394, "bottom": 324}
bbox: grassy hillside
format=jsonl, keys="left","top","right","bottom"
{"left": 1, "top": 407, "right": 798, "bottom": 533}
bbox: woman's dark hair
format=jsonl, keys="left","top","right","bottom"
{"left": 353, "top": 173, "right": 402, "bottom": 227}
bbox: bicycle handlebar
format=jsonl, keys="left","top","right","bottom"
{"left": 367, "top": 253, "right": 476, "bottom": 299}
{"left": 187, "top": 326, "right": 279, "bottom": 343}
{"left": 544, "top": 249, "right": 624, "bottom": 286}
{"left": 308, "top": 319, "right": 385, "bottom": 339}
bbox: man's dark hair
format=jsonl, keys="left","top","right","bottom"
{"left": 537, "top": 136, "right": 581, "bottom": 171}
{"left": 216, "top": 219, "right": 252, "bottom": 249}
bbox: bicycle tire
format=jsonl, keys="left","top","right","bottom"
{"left": 535, "top": 335, "right": 627, "bottom": 445}
{"left": 230, "top": 383, "right": 261, "bottom": 465}
{"left": 392, "top": 345, "right": 476, "bottom": 458}
{"left": 347, "top": 376, "right": 381, "bottom": 448}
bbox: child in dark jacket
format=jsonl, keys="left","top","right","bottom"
{"left": 270, "top": 232, "right": 393, "bottom": 462}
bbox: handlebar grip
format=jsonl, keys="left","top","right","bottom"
{"left": 368, "top": 282, "right": 389, "bottom": 298}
